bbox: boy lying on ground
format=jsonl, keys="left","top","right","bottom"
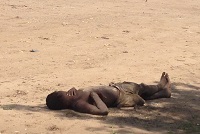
{"left": 46, "top": 72, "right": 171, "bottom": 115}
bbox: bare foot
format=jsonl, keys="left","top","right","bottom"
{"left": 159, "top": 72, "right": 171, "bottom": 89}
{"left": 164, "top": 73, "right": 171, "bottom": 89}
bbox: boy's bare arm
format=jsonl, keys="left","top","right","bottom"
{"left": 74, "top": 92, "right": 109, "bottom": 115}
{"left": 90, "top": 92, "right": 108, "bottom": 112}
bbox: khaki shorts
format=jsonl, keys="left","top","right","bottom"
{"left": 109, "top": 82, "right": 145, "bottom": 107}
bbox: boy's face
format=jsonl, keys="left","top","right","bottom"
{"left": 56, "top": 91, "right": 75, "bottom": 108}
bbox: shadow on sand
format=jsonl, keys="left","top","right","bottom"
{"left": 1, "top": 82, "right": 199, "bottom": 133}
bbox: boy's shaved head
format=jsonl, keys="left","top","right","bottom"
{"left": 46, "top": 91, "right": 64, "bottom": 110}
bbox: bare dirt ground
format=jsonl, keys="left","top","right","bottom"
{"left": 0, "top": 0, "right": 200, "bottom": 133}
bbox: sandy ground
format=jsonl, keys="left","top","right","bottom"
{"left": 0, "top": 0, "right": 200, "bottom": 133}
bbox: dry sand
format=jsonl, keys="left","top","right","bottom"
{"left": 0, "top": 0, "right": 200, "bottom": 133}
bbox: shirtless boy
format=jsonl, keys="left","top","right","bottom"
{"left": 46, "top": 72, "right": 171, "bottom": 115}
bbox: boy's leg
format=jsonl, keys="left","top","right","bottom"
{"left": 139, "top": 84, "right": 160, "bottom": 99}
{"left": 144, "top": 87, "right": 171, "bottom": 100}
{"left": 139, "top": 72, "right": 171, "bottom": 100}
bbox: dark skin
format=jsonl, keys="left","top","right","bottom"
{"left": 46, "top": 72, "right": 171, "bottom": 115}
{"left": 57, "top": 86, "right": 119, "bottom": 115}
{"left": 139, "top": 72, "right": 171, "bottom": 100}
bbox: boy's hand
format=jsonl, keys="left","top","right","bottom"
{"left": 66, "top": 87, "right": 77, "bottom": 96}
